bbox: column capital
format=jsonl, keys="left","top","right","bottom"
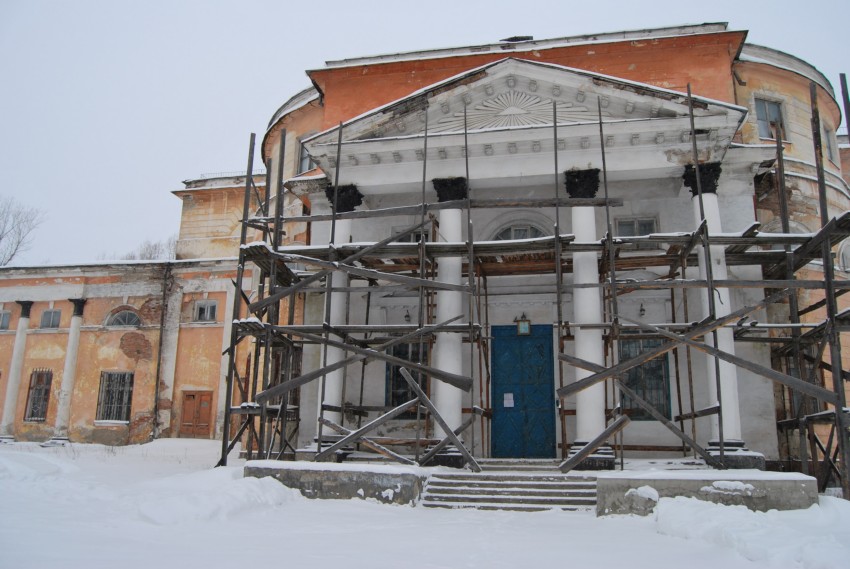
{"left": 324, "top": 184, "right": 363, "bottom": 213}
{"left": 683, "top": 162, "right": 722, "bottom": 197}
{"left": 15, "top": 301, "right": 33, "bottom": 318}
{"left": 432, "top": 177, "right": 468, "bottom": 202}
{"left": 69, "top": 298, "right": 87, "bottom": 317}
{"left": 564, "top": 168, "right": 600, "bottom": 199}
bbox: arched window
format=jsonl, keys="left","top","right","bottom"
{"left": 107, "top": 310, "right": 141, "bottom": 327}
{"left": 839, "top": 241, "right": 850, "bottom": 272}
{"left": 494, "top": 224, "right": 545, "bottom": 241}
{"left": 759, "top": 219, "right": 812, "bottom": 251}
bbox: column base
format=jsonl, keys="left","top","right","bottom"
{"left": 0, "top": 435, "right": 15, "bottom": 444}
{"left": 567, "top": 442, "right": 616, "bottom": 470}
{"left": 41, "top": 437, "right": 70, "bottom": 448}
{"left": 425, "top": 447, "right": 466, "bottom": 469}
{"left": 708, "top": 439, "right": 765, "bottom": 470}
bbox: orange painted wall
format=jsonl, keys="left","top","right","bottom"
{"left": 309, "top": 32, "right": 746, "bottom": 130}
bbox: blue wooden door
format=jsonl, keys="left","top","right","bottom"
{"left": 491, "top": 325, "right": 556, "bottom": 458}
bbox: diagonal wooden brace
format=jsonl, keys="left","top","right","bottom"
{"left": 318, "top": 417, "right": 416, "bottom": 466}
{"left": 617, "top": 381, "right": 723, "bottom": 469}
{"left": 557, "top": 351, "right": 723, "bottom": 468}
{"left": 315, "top": 398, "right": 420, "bottom": 461}
{"left": 255, "top": 315, "right": 463, "bottom": 403}
{"left": 399, "top": 368, "right": 481, "bottom": 472}
{"left": 557, "top": 289, "right": 791, "bottom": 398}
{"left": 559, "top": 415, "right": 630, "bottom": 473}
{"left": 419, "top": 407, "right": 484, "bottom": 467}
{"left": 618, "top": 314, "right": 839, "bottom": 406}
{"left": 250, "top": 219, "right": 431, "bottom": 313}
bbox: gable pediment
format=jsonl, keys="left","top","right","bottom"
{"left": 304, "top": 58, "right": 747, "bottom": 194}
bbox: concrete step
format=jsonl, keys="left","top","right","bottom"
{"left": 420, "top": 470, "right": 597, "bottom": 512}
{"left": 424, "top": 486, "right": 597, "bottom": 497}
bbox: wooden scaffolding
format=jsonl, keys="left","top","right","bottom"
{"left": 217, "top": 83, "right": 850, "bottom": 499}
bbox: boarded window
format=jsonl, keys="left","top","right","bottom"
{"left": 25, "top": 369, "right": 53, "bottom": 422}
{"left": 96, "top": 371, "right": 134, "bottom": 422}
{"left": 618, "top": 337, "right": 671, "bottom": 420}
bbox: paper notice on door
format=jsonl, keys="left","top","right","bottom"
{"left": 503, "top": 393, "right": 514, "bottom": 408}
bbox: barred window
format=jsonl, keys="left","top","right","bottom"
{"left": 25, "top": 369, "right": 53, "bottom": 422}
{"left": 618, "top": 336, "right": 671, "bottom": 420}
{"left": 107, "top": 310, "right": 141, "bottom": 327}
{"left": 96, "top": 372, "right": 134, "bottom": 422}
{"left": 40, "top": 309, "right": 61, "bottom": 329}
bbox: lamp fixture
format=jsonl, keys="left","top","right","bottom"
{"left": 404, "top": 309, "right": 411, "bottom": 323}
{"left": 639, "top": 303, "right": 646, "bottom": 317}
{"left": 514, "top": 312, "right": 531, "bottom": 335}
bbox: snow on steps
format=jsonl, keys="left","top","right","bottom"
{"left": 421, "top": 463, "right": 597, "bottom": 512}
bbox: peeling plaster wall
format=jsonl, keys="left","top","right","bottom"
{"left": 0, "top": 262, "right": 236, "bottom": 445}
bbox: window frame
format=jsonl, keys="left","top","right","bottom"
{"left": 0, "top": 310, "right": 10, "bottom": 330}
{"left": 754, "top": 97, "right": 785, "bottom": 140}
{"left": 106, "top": 310, "right": 142, "bottom": 327}
{"left": 493, "top": 224, "right": 546, "bottom": 241}
{"left": 392, "top": 226, "right": 430, "bottom": 244}
{"left": 615, "top": 217, "right": 659, "bottom": 250}
{"left": 24, "top": 369, "right": 53, "bottom": 422}
{"left": 96, "top": 371, "right": 134, "bottom": 423}
{"left": 385, "top": 341, "right": 429, "bottom": 419}
{"left": 193, "top": 300, "right": 218, "bottom": 323}
{"left": 40, "top": 309, "right": 61, "bottom": 329}
{"left": 297, "top": 140, "right": 316, "bottom": 175}
{"left": 617, "top": 335, "right": 672, "bottom": 421}
{"left": 824, "top": 127, "right": 836, "bottom": 164}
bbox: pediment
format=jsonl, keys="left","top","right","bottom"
{"left": 304, "top": 58, "right": 747, "bottom": 194}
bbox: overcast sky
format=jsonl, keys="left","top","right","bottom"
{"left": 1, "top": 0, "right": 847, "bottom": 266}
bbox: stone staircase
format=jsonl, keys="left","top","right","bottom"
{"left": 420, "top": 459, "right": 597, "bottom": 512}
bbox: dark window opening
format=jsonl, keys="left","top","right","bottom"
{"left": 385, "top": 342, "right": 428, "bottom": 418}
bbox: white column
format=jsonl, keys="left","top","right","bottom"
{"left": 692, "top": 191, "right": 743, "bottom": 441}
{"left": 51, "top": 299, "right": 85, "bottom": 440}
{"left": 431, "top": 207, "right": 464, "bottom": 437}
{"left": 0, "top": 302, "right": 32, "bottom": 440}
{"left": 319, "top": 218, "right": 352, "bottom": 427}
{"left": 572, "top": 208, "right": 606, "bottom": 442}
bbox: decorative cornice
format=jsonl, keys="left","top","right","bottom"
{"left": 16, "top": 300, "right": 33, "bottom": 318}
{"left": 564, "top": 168, "right": 600, "bottom": 199}
{"left": 683, "top": 163, "right": 723, "bottom": 196}
{"left": 324, "top": 184, "right": 364, "bottom": 213}
{"left": 432, "top": 177, "right": 469, "bottom": 202}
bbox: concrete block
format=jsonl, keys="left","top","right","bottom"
{"left": 596, "top": 470, "right": 818, "bottom": 516}
{"left": 244, "top": 460, "right": 427, "bottom": 505}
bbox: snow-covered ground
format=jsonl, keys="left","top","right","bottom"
{"left": 1, "top": 440, "right": 848, "bottom": 569}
